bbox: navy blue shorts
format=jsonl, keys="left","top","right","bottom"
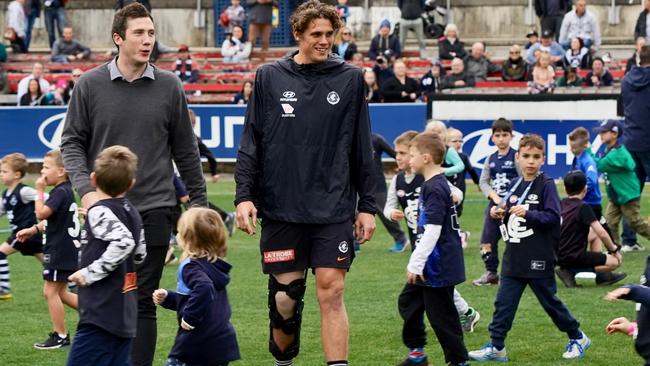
{"left": 66, "top": 323, "right": 132, "bottom": 366}
{"left": 260, "top": 219, "right": 355, "bottom": 274}
{"left": 42, "top": 268, "right": 75, "bottom": 283}
{"left": 6, "top": 234, "right": 43, "bottom": 256}
{"left": 479, "top": 203, "right": 502, "bottom": 245}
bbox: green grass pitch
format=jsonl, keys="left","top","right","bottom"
{"left": 0, "top": 179, "right": 647, "bottom": 365}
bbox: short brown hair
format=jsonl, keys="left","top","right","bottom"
{"left": 93, "top": 146, "right": 138, "bottom": 197}
{"left": 177, "top": 207, "right": 227, "bottom": 262}
{"left": 290, "top": 0, "right": 342, "bottom": 35}
{"left": 411, "top": 132, "right": 446, "bottom": 164}
{"left": 492, "top": 118, "right": 513, "bottom": 134}
{"left": 1, "top": 153, "right": 28, "bottom": 178}
{"left": 640, "top": 45, "right": 650, "bottom": 66}
{"left": 518, "top": 133, "right": 546, "bottom": 153}
{"left": 394, "top": 130, "right": 419, "bottom": 146}
{"left": 568, "top": 127, "right": 590, "bottom": 145}
{"left": 44, "top": 149, "right": 64, "bottom": 168}
{"left": 111, "top": 3, "right": 153, "bottom": 46}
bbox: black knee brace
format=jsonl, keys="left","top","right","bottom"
{"left": 268, "top": 274, "right": 307, "bottom": 361}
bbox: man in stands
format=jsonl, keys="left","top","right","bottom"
{"left": 534, "top": 0, "right": 570, "bottom": 42}
{"left": 635, "top": 0, "right": 650, "bottom": 44}
{"left": 526, "top": 29, "right": 564, "bottom": 65}
{"left": 368, "top": 19, "right": 401, "bottom": 60}
{"left": 559, "top": 0, "right": 601, "bottom": 51}
{"left": 398, "top": 0, "right": 426, "bottom": 55}
{"left": 173, "top": 44, "right": 199, "bottom": 84}
{"left": 441, "top": 57, "right": 475, "bottom": 89}
{"left": 16, "top": 63, "right": 51, "bottom": 103}
{"left": 464, "top": 42, "right": 499, "bottom": 83}
{"left": 51, "top": 27, "right": 92, "bottom": 63}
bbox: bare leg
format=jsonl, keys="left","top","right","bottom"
{"left": 315, "top": 267, "right": 348, "bottom": 362}
{"left": 43, "top": 281, "right": 67, "bottom": 335}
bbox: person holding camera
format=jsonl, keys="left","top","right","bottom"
{"left": 368, "top": 19, "right": 401, "bottom": 60}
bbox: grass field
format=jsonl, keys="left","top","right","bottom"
{"left": 0, "top": 178, "right": 648, "bottom": 365}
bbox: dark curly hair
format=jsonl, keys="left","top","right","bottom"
{"left": 290, "top": 0, "right": 342, "bottom": 35}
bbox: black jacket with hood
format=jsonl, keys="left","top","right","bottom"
{"left": 622, "top": 66, "right": 650, "bottom": 152}
{"left": 235, "top": 51, "right": 377, "bottom": 224}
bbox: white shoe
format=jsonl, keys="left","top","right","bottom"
{"left": 562, "top": 332, "right": 591, "bottom": 359}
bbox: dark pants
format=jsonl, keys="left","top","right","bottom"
{"left": 131, "top": 208, "right": 172, "bottom": 366}
{"left": 398, "top": 284, "right": 468, "bottom": 364}
{"left": 621, "top": 150, "right": 650, "bottom": 246}
{"left": 67, "top": 324, "right": 132, "bottom": 366}
{"left": 375, "top": 189, "right": 407, "bottom": 243}
{"left": 480, "top": 204, "right": 501, "bottom": 273}
{"left": 44, "top": 7, "right": 65, "bottom": 48}
{"left": 25, "top": 11, "right": 39, "bottom": 50}
{"left": 540, "top": 15, "right": 563, "bottom": 41}
{"left": 488, "top": 276, "right": 581, "bottom": 349}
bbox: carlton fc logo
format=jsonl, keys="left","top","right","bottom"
{"left": 327, "top": 91, "right": 340, "bottom": 105}
{"left": 38, "top": 112, "right": 67, "bottom": 149}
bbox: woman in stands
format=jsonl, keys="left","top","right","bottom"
{"left": 232, "top": 80, "right": 253, "bottom": 104}
{"left": 332, "top": 26, "right": 357, "bottom": 61}
{"left": 362, "top": 68, "right": 382, "bottom": 103}
{"left": 438, "top": 24, "right": 467, "bottom": 61}
{"left": 19, "top": 78, "right": 44, "bottom": 106}
{"left": 222, "top": 25, "right": 252, "bottom": 64}
{"left": 564, "top": 37, "right": 591, "bottom": 70}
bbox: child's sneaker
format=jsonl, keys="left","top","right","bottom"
{"left": 468, "top": 343, "right": 508, "bottom": 362}
{"left": 472, "top": 271, "right": 499, "bottom": 286}
{"left": 224, "top": 212, "right": 236, "bottom": 237}
{"left": 0, "top": 290, "right": 12, "bottom": 300}
{"left": 397, "top": 348, "right": 428, "bottom": 366}
{"left": 33, "top": 332, "right": 70, "bottom": 350}
{"left": 460, "top": 307, "right": 481, "bottom": 333}
{"left": 562, "top": 332, "right": 591, "bottom": 359}
{"left": 390, "top": 240, "right": 408, "bottom": 253}
{"left": 621, "top": 243, "right": 644, "bottom": 252}
{"left": 460, "top": 231, "right": 470, "bottom": 249}
{"left": 165, "top": 246, "right": 178, "bottom": 266}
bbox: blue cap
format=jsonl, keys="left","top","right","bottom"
{"left": 379, "top": 19, "right": 391, "bottom": 30}
{"left": 594, "top": 119, "right": 623, "bottom": 135}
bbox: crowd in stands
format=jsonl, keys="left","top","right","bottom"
{"left": 1, "top": 0, "right": 649, "bottom": 104}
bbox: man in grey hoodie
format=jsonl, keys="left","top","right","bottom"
{"left": 464, "top": 42, "right": 500, "bottom": 83}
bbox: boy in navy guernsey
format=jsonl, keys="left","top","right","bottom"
{"left": 153, "top": 207, "right": 240, "bottom": 366}
{"left": 397, "top": 132, "right": 469, "bottom": 366}
{"left": 386, "top": 130, "right": 480, "bottom": 335}
{"left": 473, "top": 118, "right": 520, "bottom": 287}
{"left": 17, "top": 150, "right": 80, "bottom": 349}
{"left": 66, "top": 146, "right": 146, "bottom": 366}
{"left": 0, "top": 153, "right": 44, "bottom": 300}
{"left": 469, "top": 134, "right": 591, "bottom": 362}
{"left": 555, "top": 171, "right": 626, "bottom": 288}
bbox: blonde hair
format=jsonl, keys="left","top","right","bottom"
{"left": 1, "top": 153, "right": 28, "bottom": 178}
{"left": 94, "top": 145, "right": 138, "bottom": 197}
{"left": 335, "top": 26, "right": 354, "bottom": 45}
{"left": 447, "top": 127, "right": 462, "bottom": 141}
{"left": 177, "top": 207, "right": 227, "bottom": 262}
{"left": 424, "top": 120, "right": 448, "bottom": 141}
{"left": 568, "top": 127, "right": 590, "bottom": 145}
{"left": 44, "top": 149, "right": 68, "bottom": 179}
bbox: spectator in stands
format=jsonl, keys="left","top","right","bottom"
{"left": 332, "top": 26, "right": 357, "bottom": 61}
{"left": 502, "top": 44, "right": 526, "bottom": 81}
{"left": 43, "top": 0, "right": 65, "bottom": 49}
{"left": 439, "top": 24, "right": 467, "bottom": 60}
{"left": 173, "top": 44, "right": 199, "bottom": 83}
{"left": 223, "top": 0, "right": 246, "bottom": 33}
{"left": 441, "top": 57, "right": 475, "bottom": 89}
{"left": 525, "top": 29, "right": 539, "bottom": 49}
{"left": 351, "top": 52, "right": 364, "bottom": 68}
{"left": 559, "top": 0, "right": 601, "bottom": 51}
{"left": 526, "top": 29, "right": 564, "bottom": 65}
{"left": 222, "top": 25, "right": 252, "bottom": 63}
{"left": 232, "top": 80, "right": 253, "bottom": 104}
{"left": 19, "top": 78, "right": 44, "bottom": 106}
{"left": 420, "top": 58, "right": 445, "bottom": 96}
{"left": 336, "top": 0, "right": 350, "bottom": 24}
{"left": 585, "top": 57, "right": 613, "bottom": 87}
{"left": 563, "top": 36, "right": 591, "bottom": 70}
{"left": 398, "top": 0, "right": 426, "bottom": 55}
{"left": 51, "top": 27, "right": 91, "bottom": 64}
{"left": 24, "top": 0, "right": 41, "bottom": 50}
{"left": 534, "top": 0, "right": 570, "bottom": 42}
{"left": 464, "top": 42, "right": 500, "bottom": 83}
{"left": 372, "top": 51, "right": 395, "bottom": 86}
{"left": 626, "top": 37, "right": 646, "bottom": 74}
{"left": 41, "top": 80, "right": 65, "bottom": 105}
{"left": 363, "top": 68, "right": 382, "bottom": 103}
{"left": 634, "top": 0, "right": 650, "bottom": 44}
{"left": 246, "top": 0, "right": 277, "bottom": 61}
{"left": 557, "top": 66, "right": 584, "bottom": 87}
{"left": 381, "top": 59, "right": 420, "bottom": 103}
{"left": 62, "top": 68, "right": 83, "bottom": 104}
{"left": 368, "top": 19, "right": 401, "bottom": 60}
{"left": 529, "top": 51, "right": 556, "bottom": 94}
{"left": 16, "top": 63, "right": 51, "bottom": 103}
{"left": 6, "top": 0, "right": 27, "bottom": 53}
